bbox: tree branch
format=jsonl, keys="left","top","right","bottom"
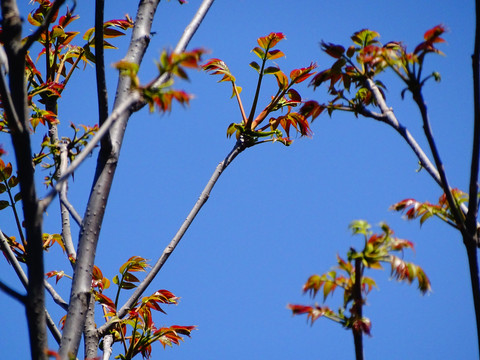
{"left": 1, "top": 2, "right": 48, "bottom": 358}
{"left": 58, "top": 1, "right": 162, "bottom": 357}
{"left": 84, "top": 293, "right": 99, "bottom": 359}
{"left": 95, "top": 0, "right": 109, "bottom": 128}
{"left": 411, "top": 89, "right": 467, "bottom": 233}
{"left": 364, "top": 79, "right": 442, "bottom": 185}
{"left": 364, "top": 79, "right": 475, "bottom": 223}
{"left": 0, "top": 279, "right": 25, "bottom": 303}
{"left": 0, "top": 229, "right": 65, "bottom": 343}
{"left": 101, "top": 335, "right": 113, "bottom": 360}
{"left": 468, "top": 0, "right": 480, "bottom": 240}
{"left": 0, "top": 46, "right": 21, "bottom": 132}
{"left": 58, "top": 142, "right": 78, "bottom": 260}
{"left": 44, "top": 280, "right": 69, "bottom": 311}
{"left": 60, "top": 0, "right": 216, "bottom": 354}
{"left": 97, "top": 137, "right": 248, "bottom": 336}
{"left": 0, "top": 229, "right": 28, "bottom": 287}
{"left": 150, "top": 0, "right": 215, "bottom": 90}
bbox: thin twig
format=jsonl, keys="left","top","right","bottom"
{"left": 0, "top": 229, "right": 66, "bottom": 342}
{"left": 98, "top": 137, "right": 248, "bottom": 336}
{"left": 0, "top": 229, "right": 28, "bottom": 288}
{"left": 0, "top": 46, "right": 22, "bottom": 132}
{"left": 44, "top": 280, "right": 69, "bottom": 311}
{"left": 150, "top": 0, "right": 215, "bottom": 90}
{"left": 364, "top": 79, "right": 442, "bottom": 185}
{"left": 0, "top": 279, "right": 25, "bottom": 303}
{"left": 411, "top": 89, "right": 467, "bottom": 233}
{"left": 58, "top": 0, "right": 163, "bottom": 356}
{"left": 364, "top": 79, "right": 475, "bottom": 221}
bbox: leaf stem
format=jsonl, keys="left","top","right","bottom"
{"left": 247, "top": 52, "right": 269, "bottom": 129}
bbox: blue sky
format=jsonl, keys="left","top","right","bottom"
{"left": 0, "top": 0, "right": 477, "bottom": 359}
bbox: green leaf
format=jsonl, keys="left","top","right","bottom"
{"left": 231, "top": 85, "right": 242, "bottom": 99}
{"left": 323, "top": 280, "right": 336, "bottom": 301}
{"left": 112, "top": 275, "right": 119, "bottom": 285}
{"left": 351, "top": 29, "right": 381, "bottom": 47}
{"left": 349, "top": 220, "right": 371, "bottom": 236}
{"left": 0, "top": 184, "right": 6, "bottom": 194}
{"left": 0, "top": 200, "right": 9, "bottom": 210}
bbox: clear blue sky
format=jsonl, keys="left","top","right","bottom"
{"left": 0, "top": 0, "right": 477, "bottom": 359}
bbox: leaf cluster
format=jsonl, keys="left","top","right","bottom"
{"left": 391, "top": 188, "right": 469, "bottom": 229}
{"left": 0, "top": 2, "right": 133, "bottom": 185}
{"left": 288, "top": 221, "right": 430, "bottom": 336}
{"left": 114, "top": 48, "right": 206, "bottom": 113}
{"left": 91, "top": 257, "right": 195, "bottom": 360}
{"left": 299, "top": 25, "right": 446, "bottom": 118}
{"left": 203, "top": 32, "right": 317, "bottom": 146}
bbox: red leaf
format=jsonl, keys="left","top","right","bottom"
{"left": 257, "top": 32, "right": 286, "bottom": 50}
{"left": 321, "top": 42, "right": 345, "bottom": 59}
{"left": 290, "top": 63, "right": 317, "bottom": 84}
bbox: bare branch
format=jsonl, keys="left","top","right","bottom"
{"left": 101, "top": 335, "right": 113, "bottom": 360}
{"left": 364, "top": 79, "right": 442, "bottom": 185}
{"left": 58, "top": 0, "right": 162, "bottom": 356}
{"left": 44, "top": 280, "right": 69, "bottom": 311}
{"left": 58, "top": 142, "right": 78, "bottom": 259}
{"left": 0, "top": 279, "right": 25, "bottom": 303}
{"left": 411, "top": 88, "right": 467, "bottom": 233}
{"left": 1, "top": 2, "right": 49, "bottom": 356}
{"left": 0, "top": 46, "right": 22, "bottom": 132}
{"left": 468, "top": 0, "right": 480, "bottom": 238}
{"left": 61, "top": 0, "right": 216, "bottom": 354}
{"left": 95, "top": 0, "right": 109, "bottom": 128}
{"left": 45, "top": 310, "right": 62, "bottom": 344}
{"left": 84, "top": 294, "right": 99, "bottom": 359}
{"left": 0, "top": 229, "right": 28, "bottom": 287}
{"left": 1, "top": 229, "right": 65, "bottom": 343}
{"left": 98, "top": 137, "right": 247, "bottom": 336}
{"left": 150, "top": 0, "right": 215, "bottom": 89}
{"left": 60, "top": 196, "right": 83, "bottom": 227}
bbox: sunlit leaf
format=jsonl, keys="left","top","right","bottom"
{"left": 257, "top": 32, "right": 286, "bottom": 50}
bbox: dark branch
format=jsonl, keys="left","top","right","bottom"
{"left": 0, "top": 279, "right": 26, "bottom": 304}
{"left": 95, "top": 0, "right": 109, "bottom": 127}
{"left": 468, "top": 0, "right": 480, "bottom": 242}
